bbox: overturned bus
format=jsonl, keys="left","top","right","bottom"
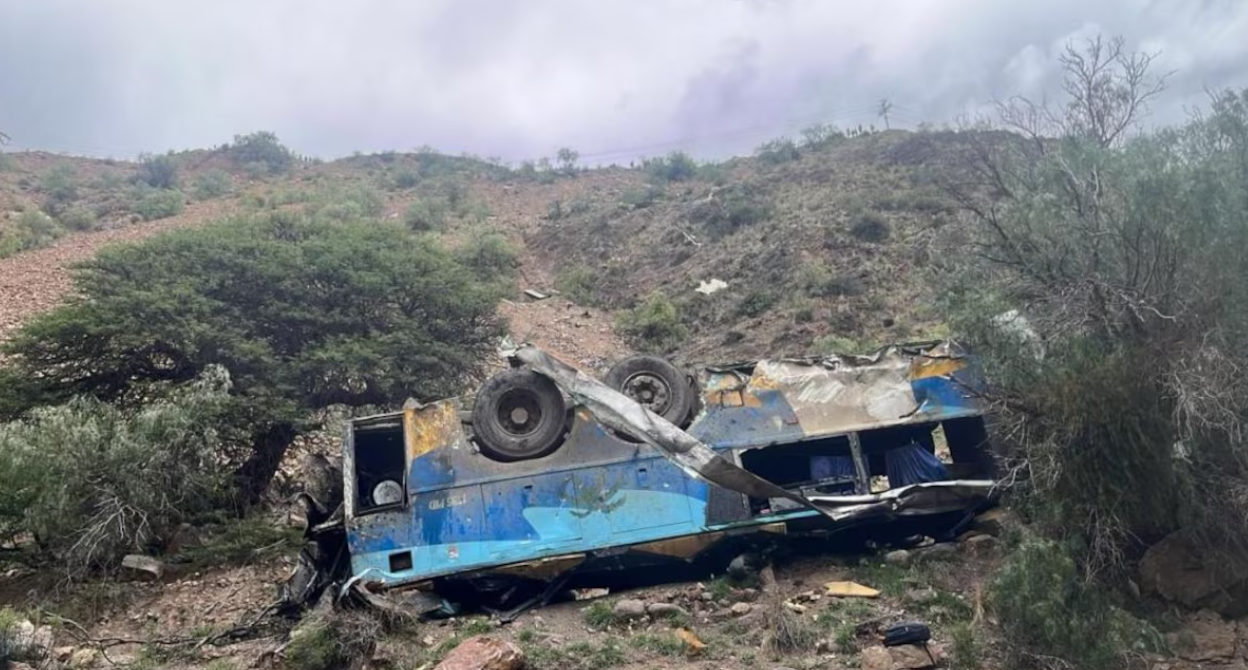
{"left": 287, "top": 340, "right": 1000, "bottom": 618}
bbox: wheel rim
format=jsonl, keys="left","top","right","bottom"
{"left": 495, "top": 388, "right": 544, "bottom": 438}
{"left": 622, "top": 372, "right": 672, "bottom": 415}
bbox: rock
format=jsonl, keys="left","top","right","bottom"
{"left": 11, "top": 620, "right": 53, "bottom": 661}
{"left": 69, "top": 648, "right": 100, "bottom": 668}
{"left": 8, "top": 663, "right": 35, "bottom": 670}
{"left": 54, "top": 646, "right": 75, "bottom": 662}
{"left": 905, "top": 587, "right": 938, "bottom": 605}
{"left": 1139, "top": 532, "right": 1248, "bottom": 616}
{"left": 914, "top": 543, "right": 958, "bottom": 562}
{"left": 730, "top": 602, "right": 752, "bottom": 616}
{"left": 709, "top": 609, "right": 734, "bottom": 623}
{"left": 962, "top": 534, "right": 999, "bottom": 555}
{"left": 861, "top": 645, "right": 893, "bottom": 670}
{"left": 432, "top": 636, "right": 523, "bottom": 670}
{"left": 971, "top": 508, "right": 1008, "bottom": 537}
{"left": 1171, "top": 610, "right": 1238, "bottom": 661}
{"left": 612, "top": 599, "right": 648, "bottom": 620}
{"left": 890, "top": 643, "right": 941, "bottom": 669}
{"left": 121, "top": 554, "right": 165, "bottom": 580}
{"left": 884, "top": 549, "right": 912, "bottom": 566}
{"left": 646, "top": 603, "right": 690, "bottom": 619}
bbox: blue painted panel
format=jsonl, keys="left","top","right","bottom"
{"left": 688, "top": 390, "right": 805, "bottom": 448}
{"left": 480, "top": 473, "right": 582, "bottom": 554}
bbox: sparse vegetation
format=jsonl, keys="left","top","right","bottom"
{"left": 618, "top": 293, "right": 687, "bottom": 353}
{"left": 688, "top": 183, "right": 772, "bottom": 238}
{"left": 136, "top": 152, "right": 180, "bottom": 189}
{"left": 192, "top": 170, "right": 234, "bottom": 199}
{"left": 0, "top": 211, "right": 64, "bottom": 257}
{"left": 849, "top": 211, "right": 891, "bottom": 242}
{"left": 228, "top": 131, "right": 295, "bottom": 175}
{"left": 643, "top": 151, "right": 698, "bottom": 183}
{"left": 133, "top": 187, "right": 185, "bottom": 220}
{"left": 755, "top": 137, "right": 800, "bottom": 164}
{"left": 404, "top": 199, "right": 448, "bottom": 231}
{"left": 555, "top": 266, "right": 601, "bottom": 306}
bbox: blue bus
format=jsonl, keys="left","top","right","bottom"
{"left": 289, "top": 340, "right": 998, "bottom": 617}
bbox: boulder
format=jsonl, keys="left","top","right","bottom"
{"left": 10, "top": 620, "right": 52, "bottom": 661}
{"left": 121, "top": 554, "right": 165, "bottom": 580}
{"left": 611, "top": 599, "right": 647, "bottom": 620}
{"left": 914, "top": 543, "right": 958, "bottom": 562}
{"left": 884, "top": 549, "right": 912, "bottom": 566}
{"left": 1139, "top": 532, "right": 1248, "bottom": 616}
{"left": 961, "top": 534, "right": 999, "bottom": 556}
{"left": 433, "top": 636, "right": 523, "bottom": 670}
{"left": 971, "top": 508, "right": 1009, "bottom": 537}
{"left": 730, "top": 602, "right": 753, "bottom": 616}
{"left": 646, "top": 602, "right": 689, "bottom": 619}
{"left": 1168, "top": 610, "right": 1238, "bottom": 662}
{"left": 890, "top": 643, "right": 941, "bottom": 669}
{"left": 861, "top": 645, "right": 893, "bottom": 670}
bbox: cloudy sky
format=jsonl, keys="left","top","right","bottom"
{"left": 2, "top": 0, "right": 1246, "bottom": 164}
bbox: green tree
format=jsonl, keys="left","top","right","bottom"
{"left": 944, "top": 34, "right": 1248, "bottom": 587}
{"left": 556, "top": 147, "right": 579, "bottom": 175}
{"left": 136, "top": 152, "right": 180, "bottom": 189}
{"left": 229, "top": 131, "right": 295, "bottom": 175}
{"left": 0, "top": 212, "right": 508, "bottom": 503}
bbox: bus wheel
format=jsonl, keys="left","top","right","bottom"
{"left": 472, "top": 369, "right": 568, "bottom": 462}
{"left": 604, "top": 355, "right": 696, "bottom": 429}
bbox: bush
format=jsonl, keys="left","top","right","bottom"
{"left": 755, "top": 138, "right": 800, "bottom": 164}
{"left": 59, "top": 207, "right": 98, "bottom": 231}
{"left": 798, "top": 261, "right": 864, "bottom": 297}
{"left": 392, "top": 168, "right": 420, "bottom": 190}
{"left": 41, "top": 165, "right": 79, "bottom": 216}
{"left": 800, "top": 123, "right": 845, "bottom": 148}
{"left": 228, "top": 131, "right": 294, "bottom": 175}
{"left": 737, "top": 289, "right": 778, "bottom": 318}
{"left": 0, "top": 369, "right": 231, "bottom": 574}
{"left": 688, "top": 184, "right": 772, "bottom": 238}
{"left": 0, "top": 213, "right": 506, "bottom": 504}
{"left": 192, "top": 170, "right": 234, "bottom": 199}
{"left": 1, "top": 211, "right": 65, "bottom": 257}
{"left": 643, "top": 151, "right": 698, "bottom": 183}
{"left": 404, "top": 200, "right": 448, "bottom": 231}
{"left": 455, "top": 233, "right": 519, "bottom": 286}
{"left": 618, "top": 294, "right": 686, "bottom": 353}
{"left": 989, "top": 535, "right": 1162, "bottom": 668}
{"left": 849, "top": 212, "right": 891, "bottom": 242}
{"left": 134, "top": 188, "right": 185, "bottom": 220}
{"left": 555, "top": 266, "right": 600, "bottom": 306}
{"left": 620, "top": 186, "right": 662, "bottom": 210}
{"left": 137, "top": 152, "right": 179, "bottom": 189}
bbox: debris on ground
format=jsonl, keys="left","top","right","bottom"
{"left": 825, "top": 581, "right": 881, "bottom": 598}
{"left": 432, "top": 636, "right": 523, "bottom": 670}
{"left": 676, "top": 628, "right": 706, "bottom": 656}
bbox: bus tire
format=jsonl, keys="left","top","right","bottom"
{"left": 472, "top": 369, "right": 568, "bottom": 462}
{"left": 604, "top": 355, "right": 696, "bottom": 429}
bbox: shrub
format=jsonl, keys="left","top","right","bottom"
{"left": 555, "top": 266, "right": 600, "bottom": 306}
{"left": 620, "top": 186, "right": 662, "bottom": 210}
{"left": 392, "top": 168, "right": 420, "bottom": 190}
{"left": 14, "top": 210, "right": 63, "bottom": 248}
{"left": 688, "top": 184, "right": 772, "bottom": 238}
{"left": 850, "top": 212, "right": 891, "bottom": 242}
{"left": 814, "top": 335, "right": 862, "bottom": 355}
{"left": 555, "top": 147, "right": 579, "bottom": 175}
{"left": 192, "top": 170, "right": 234, "bottom": 199}
{"left": 643, "top": 151, "right": 698, "bottom": 183}
{"left": 454, "top": 233, "right": 519, "bottom": 286}
{"left": 618, "top": 294, "right": 687, "bottom": 353}
{"left": 134, "top": 188, "right": 185, "bottom": 220}
{"left": 755, "top": 138, "right": 800, "bottom": 164}
{"left": 798, "top": 261, "right": 864, "bottom": 297}
{"left": 800, "top": 123, "right": 845, "bottom": 148}
{"left": 989, "top": 534, "right": 1162, "bottom": 668}
{"left": 59, "top": 207, "right": 98, "bottom": 231}
{"left": 0, "top": 368, "right": 231, "bottom": 574}
{"left": 283, "top": 619, "right": 372, "bottom": 670}
{"left": 136, "top": 152, "right": 179, "bottom": 189}
{"left": 0, "top": 213, "right": 506, "bottom": 505}
{"left": 228, "top": 131, "right": 294, "bottom": 175}
{"left": 41, "top": 165, "right": 79, "bottom": 216}
{"left": 404, "top": 200, "right": 448, "bottom": 231}
{"left": 737, "top": 289, "right": 778, "bottom": 318}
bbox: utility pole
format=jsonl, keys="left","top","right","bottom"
{"left": 877, "top": 99, "right": 894, "bottom": 130}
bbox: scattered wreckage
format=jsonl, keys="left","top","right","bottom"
{"left": 281, "top": 340, "right": 1002, "bottom": 620}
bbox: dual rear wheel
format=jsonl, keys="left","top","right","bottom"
{"left": 470, "top": 355, "right": 697, "bottom": 462}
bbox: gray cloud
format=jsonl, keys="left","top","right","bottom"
{"left": 1, "top": 0, "right": 1246, "bottom": 163}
